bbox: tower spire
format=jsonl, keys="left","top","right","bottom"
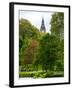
{"left": 40, "top": 17, "right": 46, "bottom": 32}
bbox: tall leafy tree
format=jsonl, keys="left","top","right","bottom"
{"left": 35, "top": 33, "right": 61, "bottom": 72}
{"left": 19, "top": 18, "right": 40, "bottom": 40}
{"left": 50, "top": 12, "right": 64, "bottom": 71}
{"left": 50, "top": 12, "right": 64, "bottom": 39}
{"left": 19, "top": 18, "right": 40, "bottom": 65}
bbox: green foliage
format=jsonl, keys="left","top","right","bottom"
{"left": 50, "top": 12, "right": 64, "bottom": 39}
{"left": 36, "top": 33, "right": 62, "bottom": 71}
{"left": 24, "top": 39, "right": 39, "bottom": 64}
{"left": 19, "top": 18, "right": 40, "bottom": 40}
{"left": 19, "top": 72, "right": 33, "bottom": 77}
{"left": 19, "top": 17, "right": 64, "bottom": 78}
{"left": 19, "top": 71, "right": 64, "bottom": 78}
{"left": 19, "top": 18, "right": 40, "bottom": 65}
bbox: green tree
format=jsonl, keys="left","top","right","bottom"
{"left": 24, "top": 39, "right": 39, "bottom": 64}
{"left": 19, "top": 36, "right": 29, "bottom": 65}
{"left": 19, "top": 18, "right": 40, "bottom": 40}
{"left": 19, "top": 18, "right": 40, "bottom": 66}
{"left": 36, "top": 33, "right": 62, "bottom": 72}
{"left": 56, "top": 39, "right": 64, "bottom": 71}
{"left": 50, "top": 12, "right": 64, "bottom": 39}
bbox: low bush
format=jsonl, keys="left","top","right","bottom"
{"left": 19, "top": 71, "right": 64, "bottom": 78}
{"left": 19, "top": 72, "right": 34, "bottom": 77}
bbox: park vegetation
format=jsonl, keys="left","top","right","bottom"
{"left": 19, "top": 12, "right": 64, "bottom": 78}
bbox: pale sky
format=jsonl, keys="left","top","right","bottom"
{"left": 19, "top": 10, "right": 54, "bottom": 33}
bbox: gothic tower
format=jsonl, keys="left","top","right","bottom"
{"left": 40, "top": 17, "right": 46, "bottom": 32}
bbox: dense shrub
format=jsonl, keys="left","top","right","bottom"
{"left": 19, "top": 72, "right": 34, "bottom": 77}
{"left": 19, "top": 71, "right": 64, "bottom": 78}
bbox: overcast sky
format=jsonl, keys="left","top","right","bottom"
{"left": 19, "top": 10, "right": 54, "bottom": 33}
